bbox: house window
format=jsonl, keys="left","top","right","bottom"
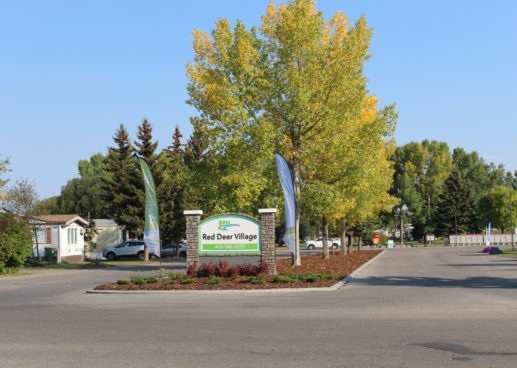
{"left": 67, "top": 228, "right": 77, "bottom": 245}
{"left": 33, "top": 228, "right": 47, "bottom": 243}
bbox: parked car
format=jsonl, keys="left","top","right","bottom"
{"left": 102, "top": 240, "right": 155, "bottom": 261}
{"left": 161, "top": 243, "right": 188, "bottom": 257}
{"left": 304, "top": 238, "right": 340, "bottom": 250}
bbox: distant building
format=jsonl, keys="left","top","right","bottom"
{"left": 32, "top": 214, "right": 88, "bottom": 263}
{"left": 89, "top": 219, "right": 126, "bottom": 257}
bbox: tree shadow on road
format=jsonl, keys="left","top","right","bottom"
{"left": 353, "top": 276, "right": 517, "bottom": 289}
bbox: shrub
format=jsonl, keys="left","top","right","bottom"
{"left": 299, "top": 273, "right": 323, "bottom": 283}
{"left": 181, "top": 278, "right": 194, "bottom": 284}
{"left": 228, "top": 264, "right": 242, "bottom": 278}
{"left": 116, "top": 279, "right": 129, "bottom": 285}
{"left": 207, "top": 277, "right": 221, "bottom": 285}
{"left": 273, "top": 275, "right": 297, "bottom": 283}
{"left": 241, "top": 263, "right": 256, "bottom": 276}
{"left": 144, "top": 276, "right": 158, "bottom": 284}
{"left": 255, "top": 262, "right": 269, "bottom": 275}
{"left": 199, "top": 263, "right": 217, "bottom": 277}
{"left": 0, "top": 213, "right": 33, "bottom": 274}
{"left": 186, "top": 263, "right": 198, "bottom": 277}
{"left": 251, "top": 273, "right": 266, "bottom": 285}
{"left": 215, "top": 260, "right": 230, "bottom": 277}
{"left": 238, "top": 276, "right": 255, "bottom": 283}
{"left": 239, "top": 275, "right": 266, "bottom": 285}
{"left": 130, "top": 276, "right": 145, "bottom": 285}
{"left": 164, "top": 280, "right": 176, "bottom": 285}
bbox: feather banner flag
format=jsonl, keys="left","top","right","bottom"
{"left": 275, "top": 153, "right": 296, "bottom": 255}
{"left": 139, "top": 159, "right": 161, "bottom": 258}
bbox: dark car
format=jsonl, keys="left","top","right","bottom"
{"left": 161, "top": 243, "right": 188, "bottom": 258}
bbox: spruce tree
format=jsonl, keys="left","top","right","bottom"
{"left": 135, "top": 119, "right": 158, "bottom": 162}
{"left": 159, "top": 126, "right": 188, "bottom": 245}
{"left": 434, "top": 169, "right": 477, "bottom": 236}
{"left": 102, "top": 124, "right": 144, "bottom": 239}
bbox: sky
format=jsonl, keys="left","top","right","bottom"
{"left": 1, "top": 0, "right": 516, "bottom": 199}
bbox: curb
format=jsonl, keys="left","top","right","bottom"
{"left": 86, "top": 250, "right": 385, "bottom": 295}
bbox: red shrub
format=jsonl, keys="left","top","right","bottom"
{"left": 215, "top": 260, "right": 230, "bottom": 277}
{"left": 241, "top": 263, "right": 257, "bottom": 276}
{"left": 186, "top": 263, "right": 198, "bottom": 277}
{"left": 255, "top": 262, "right": 269, "bottom": 274}
{"left": 200, "top": 263, "right": 217, "bottom": 277}
{"left": 228, "top": 264, "right": 241, "bottom": 278}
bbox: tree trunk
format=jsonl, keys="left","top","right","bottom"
{"left": 348, "top": 234, "right": 354, "bottom": 253}
{"left": 144, "top": 247, "right": 150, "bottom": 262}
{"left": 400, "top": 209, "right": 404, "bottom": 246}
{"left": 340, "top": 221, "right": 347, "bottom": 254}
{"left": 322, "top": 216, "right": 329, "bottom": 260}
{"left": 358, "top": 235, "right": 362, "bottom": 251}
{"left": 32, "top": 223, "right": 40, "bottom": 260}
{"left": 291, "top": 152, "right": 302, "bottom": 266}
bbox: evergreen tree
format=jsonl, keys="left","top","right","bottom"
{"left": 184, "top": 124, "right": 219, "bottom": 214}
{"left": 434, "top": 169, "right": 477, "bottom": 236}
{"left": 135, "top": 119, "right": 159, "bottom": 162}
{"left": 102, "top": 124, "right": 143, "bottom": 238}
{"left": 159, "top": 126, "right": 189, "bottom": 244}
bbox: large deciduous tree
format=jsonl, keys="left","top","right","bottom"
{"left": 391, "top": 140, "right": 453, "bottom": 240}
{"left": 58, "top": 153, "right": 109, "bottom": 219}
{"left": 187, "top": 0, "right": 396, "bottom": 264}
{"left": 0, "top": 156, "right": 9, "bottom": 202}
{"left": 478, "top": 186, "right": 517, "bottom": 232}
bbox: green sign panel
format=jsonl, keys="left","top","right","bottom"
{"left": 198, "top": 215, "right": 261, "bottom": 255}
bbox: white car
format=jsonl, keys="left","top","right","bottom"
{"left": 305, "top": 238, "right": 340, "bottom": 250}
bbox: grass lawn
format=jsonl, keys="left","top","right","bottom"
{"left": 496, "top": 250, "right": 517, "bottom": 257}
{"left": 23, "top": 262, "right": 115, "bottom": 271}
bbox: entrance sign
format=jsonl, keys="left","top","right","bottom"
{"left": 198, "top": 215, "right": 261, "bottom": 254}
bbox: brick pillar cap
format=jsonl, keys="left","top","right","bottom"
{"left": 258, "top": 208, "right": 277, "bottom": 214}
{"left": 184, "top": 210, "right": 203, "bottom": 215}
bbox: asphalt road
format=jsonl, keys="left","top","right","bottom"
{"left": 1, "top": 247, "right": 516, "bottom": 368}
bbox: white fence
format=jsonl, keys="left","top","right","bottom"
{"left": 449, "top": 234, "right": 516, "bottom": 246}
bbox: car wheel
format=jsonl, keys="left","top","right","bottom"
{"left": 106, "top": 252, "right": 116, "bottom": 261}
{"left": 180, "top": 251, "right": 186, "bottom": 257}
{"left": 138, "top": 251, "right": 145, "bottom": 261}
{"left": 308, "top": 244, "right": 315, "bottom": 250}
{"left": 332, "top": 243, "right": 339, "bottom": 249}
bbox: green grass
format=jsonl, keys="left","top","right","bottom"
{"left": 495, "top": 250, "right": 517, "bottom": 257}
{"left": 23, "top": 262, "right": 114, "bottom": 271}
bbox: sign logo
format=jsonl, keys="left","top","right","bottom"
{"left": 199, "top": 215, "right": 261, "bottom": 254}
{"left": 218, "top": 219, "right": 239, "bottom": 231}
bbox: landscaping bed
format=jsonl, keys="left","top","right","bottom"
{"left": 94, "top": 250, "right": 382, "bottom": 291}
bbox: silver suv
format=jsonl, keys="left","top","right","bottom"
{"left": 102, "top": 240, "right": 153, "bottom": 261}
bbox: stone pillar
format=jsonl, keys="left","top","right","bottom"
{"left": 184, "top": 210, "right": 202, "bottom": 272}
{"left": 259, "top": 208, "right": 277, "bottom": 275}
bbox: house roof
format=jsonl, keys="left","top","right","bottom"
{"left": 92, "top": 219, "right": 119, "bottom": 227}
{"left": 34, "top": 214, "right": 89, "bottom": 227}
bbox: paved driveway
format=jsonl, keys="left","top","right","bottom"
{"left": 1, "top": 247, "right": 516, "bottom": 367}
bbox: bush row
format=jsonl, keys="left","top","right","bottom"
{"left": 186, "top": 260, "right": 269, "bottom": 278}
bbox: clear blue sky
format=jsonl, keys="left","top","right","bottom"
{"left": 1, "top": 0, "right": 516, "bottom": 199}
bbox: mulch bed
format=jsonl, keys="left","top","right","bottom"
{"left": 94, "top": 250, "right": 381, "bottom": 291}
